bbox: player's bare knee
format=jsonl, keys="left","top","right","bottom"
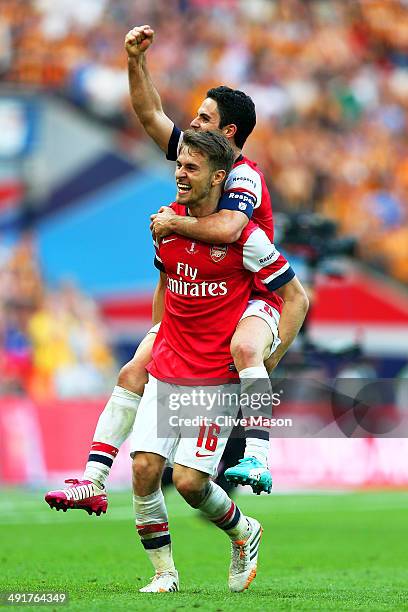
{"left": 230, "top": 338, "right": 262, "bottom": 369}
{"left": 132, "top": 453, "right": 162, "bottom": 494}
{"left": 118, "top": 360, "right": 147, "bottom": 396}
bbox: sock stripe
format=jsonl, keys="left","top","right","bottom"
{"left": 89, "top": 450, "right": 115, "bottom": 459}
{"left": 136, "top": 522, "right": 169, "bottom": 536}
{"left": 91, "top": 442, "right": 119, "bottom": 457}
{"left": 141, "top": 535, "right": 171, "bottom": 550}
{"left": 212, "top": 503, "right": 242, "bottom": 531}
{"left": 244, "top": 429, "right": 270, "bottom": 440}
{"left": 140, "top": 532, "right": 169, "bottom": 541}
{"left": 225, "top": 507, "right": 241, "bottom": 530}
{"left": 213, "top": 502, "right": 236, "bottom": 526}
{"left": 88, "top": 453, "right": 113, "bottom": 467}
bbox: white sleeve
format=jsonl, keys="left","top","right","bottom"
{"left": 243, "top": 228, "right": 295, "bottom": 289}
{"left": 242, "top": 228, "right": 280, "bottom": 272}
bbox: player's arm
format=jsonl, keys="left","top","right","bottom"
{"left": 151, "top": 164, "right": 260, "bottom": 243}
{"left": 152, "top": 271, "right": 167, "bottom": 325}
{"left": 242, "top": 227, "right": 309, "bottom": 367}
{"left": 152, "top": 207, "right": 249, "bottom": 244}
{"left": 267, "top": 277, "right": 309, "bottom": 370}
{"left": 125, "top": 26, "right": 174, "bottom": 152}
{"left": 152, "top": 236, "right": 167, "bottom": 324}
{"left": 256, "top": 247, "right": 309, "bottom": 360}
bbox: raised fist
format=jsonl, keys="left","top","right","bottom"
{"left": 125, "top": 25, "right": 154, "bottom": 58}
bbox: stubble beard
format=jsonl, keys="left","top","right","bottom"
{"left": 186, "top": 182, "right": 213, "bottom": 214}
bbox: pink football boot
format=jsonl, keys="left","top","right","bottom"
{"left": 45, "top": 479, "right": 107, "bottom": 516}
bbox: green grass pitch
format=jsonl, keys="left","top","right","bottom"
{"left": 1, "top": 488, "right": 407, "bottom": 610}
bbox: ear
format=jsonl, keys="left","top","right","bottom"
{"left": 222, "top": 123, "right": 237, "bottom": 140}
{"left": 212, "top": 169, "right": 226, "bottom": 186}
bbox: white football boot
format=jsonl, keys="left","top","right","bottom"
{"left": 229, "top": 517, "right": 263, "bottom": 592}
{"left": 139, "top": 570, "right": 179, "bottom": 593}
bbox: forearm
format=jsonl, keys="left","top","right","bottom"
{"left": 152, "top": 273, "right": 167, "bottom": 324}
{"left": 275, "top": 298, "right": 308, "bottom": 358}
{"left": 128, "top": 56, "right": 172, "bottom": 149}
{"left": 167, "top": 212, "right": 246, "bottom": 244}
{"left": 128, "top": 55, "right": 161, "bottom": 115}
{"left": 266, "top": 287, "right": 309, "bottom": 371}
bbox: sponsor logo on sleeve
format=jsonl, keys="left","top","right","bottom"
{"left": 259, "top": 249, "right": 277, "bottom": 265}
{"left": 231, "top": 175, "right": 257, "bottom": 189}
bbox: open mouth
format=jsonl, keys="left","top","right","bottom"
{"left": 177, "top": 183, "right": 192, "bottom": 194}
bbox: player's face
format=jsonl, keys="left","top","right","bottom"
{"left": 175, "top": 147, "right": 213, "bottom": 206}
{"left": 190, "top": 98, "right": 221, "bottom": 132}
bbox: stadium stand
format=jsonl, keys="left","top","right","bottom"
{"left": 0, "top": 233, "right": 116, "bottom": 400}
{"left": 1, "top": 0, "right": 408, "bottom": 281}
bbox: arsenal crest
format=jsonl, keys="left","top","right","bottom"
{"left": 210, "top": 245, "right": 228, "bottom": 262}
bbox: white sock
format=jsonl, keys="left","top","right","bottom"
{"left": 239, "top": 365, "right": 270, "bottom": 393}
{"left": 244, "top": 438, "right": 269, "bottom": 465}
{"left": 239, "top": 366, "right": 271, "bottom": 464}
{"left": 198, "top": 481, "right": 249, "bottom": 541}
{"left": 84, "top": 386, "right": 141, "bottom": 487}
{"left": 134, "top": 489, "right": 175, "bottom": 574}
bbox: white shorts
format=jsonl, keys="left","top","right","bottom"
{"left": 239, "top": 299, "right": 281, "bottom": 358}
{"left": 129, "top": 375, "right": 239, "bottom": 477}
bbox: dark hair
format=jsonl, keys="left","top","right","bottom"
{"left": 207, "top": 86, "right": 256, "bottom": 149}
{"left": 181, "top": 129, "right": 235, "bottom": 177}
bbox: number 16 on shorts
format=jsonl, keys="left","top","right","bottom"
{"left": 195, "top": 423, "right": 220, "bottom": 457}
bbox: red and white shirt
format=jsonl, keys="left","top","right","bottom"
{"left": 149, "top": 202, "right": 294, "bottom": 384}
{"left": 167, "top": 125, "right": 281, "bottom": 312}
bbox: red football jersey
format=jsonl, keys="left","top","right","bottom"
{"left": 148, "top": 203, "right": 294, "bottom": 384}
{"left": 167, "top": 126, "right": 281, "bottom": 312}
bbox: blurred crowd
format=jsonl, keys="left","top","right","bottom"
{"left": 1, "top": 0, "right": 408, "bottom": 282}
{"left": 0, "top": 234, "right": 116, "bottom": 400}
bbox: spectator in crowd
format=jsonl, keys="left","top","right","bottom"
{"left": 0, "top": 233, "right": 116, "bottom": 400}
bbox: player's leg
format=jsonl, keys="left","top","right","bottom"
{"left": 226, "top": 302, "right": 280, "bottom": 494}
{"left": 172, "top": 464, "right": 262, "bottom": 592}
{"left": 44, "top": 326, "right": 158, "bottom": 514}
{"left": 132, "top": 453, "right": 178, "bottom": 592}
{"left": 83, "top": 329, "right": 157, "bottom": 486}
{"left": 172, "top": 421, "right": 262, "bottom": 592}
{"left": 130, "top": 376, "right": 179, "bottom": 593}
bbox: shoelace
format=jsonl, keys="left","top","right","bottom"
{"left": 147, "top": 572, "right": 175, "bottom": 585}
{"left": 147, "top": 574, "right": 159, "bottom": 584}
{"left": 231, "top": 539, "right": 249, "bottom": 572}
